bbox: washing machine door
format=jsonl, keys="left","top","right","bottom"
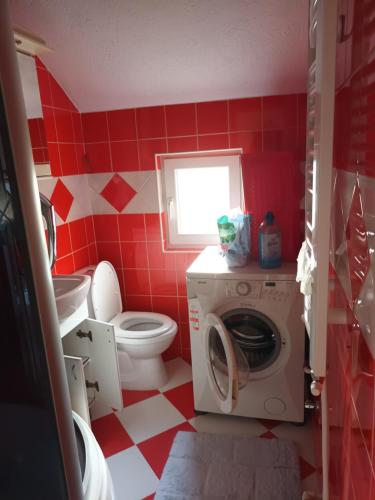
{"left": 203, "top": 313, "right": 241, "bottom": 413}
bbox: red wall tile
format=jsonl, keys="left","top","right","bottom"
{"left": 147, "top": 242, "right": 176, "bottom": 271}
{"left": 167, "top": 136, "right": 197, "bottom": 153}
{"left": 94, "top": 214, "right": 119, "bottom": 241}
{"left": 262, "top": 94, "right": 298, "bottom": 130}
{"left": 152, "top": 296, "right": 179, "bottom": 323}
{"left": 97, "top": 241, "right": 122, "bottom": 269}
{"left": 54, "top": 110, "right": 75, "bottom": 142}
{"left": 197, "top": 100, "right": 228, "bottom": 134}
{"left": 108, "top": 109, "right": 137, "bottom": 141}
{"left": 56, "top": 223, "right": 72, "bottom": 257}
{"left": 123, "top": 269, "right": 151, "bottom": 295}
{"left": 85, "top": 216, "right": 95, "bottom": 243}
{"left": 149, "top": 269, "right": 177, "bottom": 296}
{"left": 138, "top": 138, "right": 167, "bottom": 170}
{"left": 82, "top": 112, "right": 109, "bottom": 143}
{"left": 198, "top": 133, "right": 229, "bottom": 150}
{"left": 228, "top": 97, "right": 262, "bottom": 131}
{"left": 229, "top": 131, "right": 262, "bottom": 153}
{"left": 85, "top": 142, "right": 111, "bottom": 172}
{"left": 59, "top": 143, "right": 78, "bottom": 175}
{"left": 145, "top": 214, "right": 162, "bottom": 242}
{"left": 55, "top": 254, "right": 75, "bottom": 274}
{"left": 42, "top": 105, "right": 57, "bottom": 142}
{"left": 121, "top": 241, "right": 148, "bottom": 269}
{"left": 73, "top": 247, "right": 90, "bottom": 270}
{"left": 165, "top": 103, "right": 196, "bottom": 137}
{"left": 110, "top": 141, "right": 139, "bottom": 171}
{"left": 70, "top": 218, "right": 87, "bottom": 250}
{"left": 125, "top": 295, "right": 152, "bottom": 312}
{"left": 50, "top": 75, "right": 76, "bottom": 111}
{"left": 118, "top": 214, "right": 146, "bottom": 242}
{"left": 136, "top": 106, "right": 166, "bottom": 139}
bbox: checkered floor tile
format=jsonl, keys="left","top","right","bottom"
{"left": 90, "top": 357, "right": 317, "bottom": 500}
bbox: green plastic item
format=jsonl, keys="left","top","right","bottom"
{"left": 217, "top": 216, "right": 236, "bottom": 244}
{"left": 217, "top": 212, "right": 252, "bottom": 267}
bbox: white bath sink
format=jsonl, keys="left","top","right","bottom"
{"left": 52, "top": 274, "right": 91, "bottom": 321}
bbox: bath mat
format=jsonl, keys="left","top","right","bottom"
{"left": 155, "top": 431, "right": 301, "bottom": 500}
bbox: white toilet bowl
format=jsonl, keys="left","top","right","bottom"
{"left": 89, "top": 261, "right": 177, "bottom": 390}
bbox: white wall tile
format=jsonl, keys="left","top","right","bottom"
{"left": 124, "top": 171, "right": 159, "bottom": 213}
{"left": 120, "top": 171, "right": 152, "bottom": 192}
{"left": 37, "top": 176, "right": 57, "bottom": 199}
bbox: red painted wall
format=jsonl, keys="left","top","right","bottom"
{"left": 36, "top": 57, "right": 306, "bottom": 363}
{"left": 315, "top": 1, "right": 375, "bottom": 498}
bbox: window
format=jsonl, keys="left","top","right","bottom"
{"left": 161, "top": 153, "right": 242, "bottom": 248}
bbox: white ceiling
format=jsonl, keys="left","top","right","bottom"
{"left": 11, "top": 0, "right": 308, "bottom": 112}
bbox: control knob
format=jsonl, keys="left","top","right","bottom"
{"left": 236, "top": 281, "right": 250, "bottom": 296}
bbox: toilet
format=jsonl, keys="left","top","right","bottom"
{"left": 87, "top": 261, "right": 177, "bottom": 390}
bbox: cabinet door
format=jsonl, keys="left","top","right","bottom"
{"left": 64, "top": 356, "right": 91, "bottom": 426}
{"left": 67, "top": 318, "right": 123, "bottom": 411}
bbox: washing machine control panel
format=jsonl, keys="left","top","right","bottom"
{"left": 226, "top": 280, "right": 262, "bottom": 298}
{"left": 260, "top": 281, "right": 294, "bottom": 301}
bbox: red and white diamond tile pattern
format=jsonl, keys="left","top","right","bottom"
{"left": 331, "top": 169, "right": 375, "bottom": 358}
{"left": 37, "top": 174, "right": 91, "bottom": 225}
{"left": 100, "top": 174, "right": 137, "bottom": 212}
{"left": 37, "top": 170, "right": 159, "bottom": 226}
{"left": 90, "top": 358, "right": 317, "bottom": 500}
{"left": 88, "top": 171, "right": 159, "bottom": 215}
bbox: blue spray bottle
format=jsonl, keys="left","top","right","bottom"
{"left": 258, "top": 212, "right": 282, "bottom": 268}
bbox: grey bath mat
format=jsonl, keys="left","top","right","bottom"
{"left": 155, "top": 431, "right": 301, "bottom": 500}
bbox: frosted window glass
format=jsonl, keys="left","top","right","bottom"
{"left": 174, "top": 166, "right": 230, "bottom": 234}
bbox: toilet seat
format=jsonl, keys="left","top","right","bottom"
{"left": 111, "top": 311, "right": 176, "bottom": 340}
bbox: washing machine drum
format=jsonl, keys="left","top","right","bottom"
{"left": 221, "top": 308, "right": 282, "bottom": 372}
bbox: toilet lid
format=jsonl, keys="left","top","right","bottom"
{"left": 91, "top": 261, "right": 122, "bottom": 322}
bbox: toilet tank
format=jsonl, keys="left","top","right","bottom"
{"left": 74, "top": 265, "right": 96, "bottom": 318}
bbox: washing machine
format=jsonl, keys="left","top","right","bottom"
{"left": 73, "top": 411, "right": 115, "bottom": 500}
{"left": 187, "top": 246, "right": 305, "bottom": 423}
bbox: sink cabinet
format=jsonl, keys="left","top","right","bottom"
{"left": 62, "top": 318, "right": 122, "bottom": 426}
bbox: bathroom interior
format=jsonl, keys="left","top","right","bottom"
{"left": 1, "top": 0, "right": 374, "bottom": 499}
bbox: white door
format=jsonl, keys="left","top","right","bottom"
{"left": 203, "top": 313, "right": 240, "bottom": 413}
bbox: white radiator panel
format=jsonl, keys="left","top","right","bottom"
{"left": 305, "top": 0, "right": 337, "bottom": 379}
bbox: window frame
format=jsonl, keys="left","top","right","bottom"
{"left": 160, "top": 151, "right": 242, "bottom": 249}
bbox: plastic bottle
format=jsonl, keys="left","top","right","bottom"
{"left": 258, "top": 212, "right": 282, "bottom": 268}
